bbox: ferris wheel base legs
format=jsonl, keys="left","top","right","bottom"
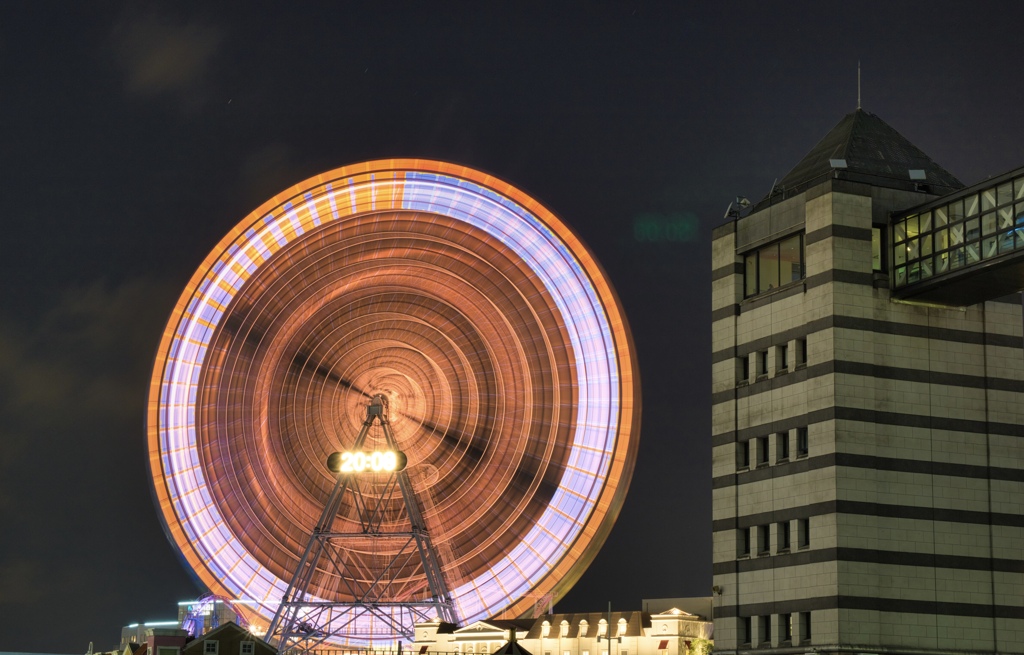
{"left": 267, "top": 394, "right": 457, "bottom": 652}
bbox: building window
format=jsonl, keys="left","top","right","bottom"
{"left": 741, "top": 617, "right": 752, "bottom": 645}
{"left": 756, "top": 350, "right": 769, "bottom": 377}
{"left": 739, "top": 527, "right": 751, "bottom": 557}
{"left": 796, "top": 338, "right": 808, "bottom": 367}
{"left": 204, "top": 642, "right": 218, "bottom": 655}
{"left": 580, "top": 622, "right": 588, "bottom": 638}
{"left": 743, "top": 232, "right": 805, "bottom": 297}
{"left": 796, "top": 427, "right": 809, "bottom": 457}
{"left": 561, "top": 621, "right": 569, "bottom": 637}
{"left": 542, "top": 622, "right": 551, "bottom": 638}
{"left": 738, "top": 356, "right": 750, "bottom": 385}
{"left": 240, "top": 643, "right": 254, "bottom": 655}
{"left": 782, "top": 613, "right": 793, "bottom": 643}
{"left": 801, "top": 612, "right": 812, "bottom": 641}
{"left": 777, "top": 344, "right": 789, "bottom": 372}
{"left": 762, "top": 615, "right": 771, "bottom": 645}
{"left": 892, "top": 176, "right": 1024, "bottom": 288}
{"left": 737, "top": 440, "right": 750, "bottom": 470}
{"left": 777, "top": 431, "right": 789, "bottom": 461}
{"left": 778, "top": 521, "right": 790, "bottom": 552}
{"left": 757, "top": 436, "right": 769, "bottom": 466}
{"left": 758, "top": 524, "right": 770, "bottom": 555}
{"left": 798, "top": 518, "right": 810, "bottom": 548}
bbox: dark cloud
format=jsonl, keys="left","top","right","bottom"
{"left": 109, "top": 6, "right": 222, "bottom": 110}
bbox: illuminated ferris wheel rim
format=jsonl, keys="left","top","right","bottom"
{"left": 147, "top": 159, "right": 640, "bottom": 628}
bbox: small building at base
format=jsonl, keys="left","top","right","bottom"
{"left": 414, "top": 606, "right": 712, "bottom": 655}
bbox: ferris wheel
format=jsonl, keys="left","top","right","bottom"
{"left": 147, "top": 160, "right": 640, "bottom": 646}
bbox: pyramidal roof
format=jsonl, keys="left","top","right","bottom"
{"left": 754, "top": 109, "right": 963, "bottom": 211}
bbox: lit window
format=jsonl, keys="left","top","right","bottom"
{"left": 743, "top": 233, "right": 804, "bottom": 298}
{"left": 542, "top": 622, "right": 551, "bottom": 638}
{"left": 580, "top": 622, "right": 588, "bottom": 638}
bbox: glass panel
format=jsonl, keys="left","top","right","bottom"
{"left": 894, "top": 242, "right": 907, "bottom": 266}
{"left": 921, "top": 257, "right": 933, "bottom": 279}
{"left": 949, "top": 199, "right": 964, "bottom": 221}
{"left": 907, "top": 238, "right": 919, "bottom": 261}
{"left": 950, "top": 247, "right": 965, "bottom": 270}
{"left": 983, "top": 212, "right": 997, "bottom": 236}
{"left": 935, "top": 228, "right": 949, "bottom": 251}
{"left": 998, "top": 182, "right": 1013, "bottom": 206}
{"left": 982, "top": 188, "right": 997, "bottom": 211}
{"left": 935, "top": 206, "right": 948, "bottom": 226}
{"left": 921, "top": 234, "right": 933, "bottom": 257}
{"left": 950, "top": 223, "right": 965, "bottom": 246}
{"left": 998, "top": 209, "right": 1014, "bottom": 231}
{"left": 964, "top": 194, "right": 980, "bottom": 217}
{"left": 999, "top": 206, "right": 1013, "bottom": 227}
{"left": 779, "top": 235, "right": 803, "bottom": 283}
{"left": 999, "top": 230, "right": 1016, "bottom": 253}
{"left": 966, "top": 218, "right": 980, "bottom": 241}
{"left": 894, "top": 266, "right": 907, "bottom": 287}
{"left": 745, "top": 252, "right": 758, "bottom": 297}
{"left": 983, "top": 236, "right": 997, "bottom": 259}
{"left": 1016, "top": 220, "right": 1024, "bottom": 249}
{"left": 966, "top": 242, "right": 980, "bottom": 264}
{"left": 1016, "top": 176, "right": 1024, "bottom": 201}
{"left": 936, "top": 251, "right": 950, "bottom": 274}
{"left": 920, "top": 211, "right": 932, "bottom": 232}
{"left": 894, "top": 220, "right": 907, "bottom": 243}
{"left": 759, "top": 243, "right": 780, "bottom": 293}
{"left": 905, "top": 215, "right": 919, "bottom": 239}
{"left": 908, "top": 262, "right": 920, "bottom": 283}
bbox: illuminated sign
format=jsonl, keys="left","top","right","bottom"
{"left": 327, "top": 450, "right": 408, "bottom": 473}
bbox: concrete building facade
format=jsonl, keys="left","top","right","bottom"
{"left": 711, "top": 109, "right": 1024, "bottom": 653}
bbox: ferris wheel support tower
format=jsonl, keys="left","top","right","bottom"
{"left": 268, "top": 394, "right": 456, "bottom": 651}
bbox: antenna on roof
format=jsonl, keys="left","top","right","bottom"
{"left": 857, "top": 60, "right": 862, "bottom": 109}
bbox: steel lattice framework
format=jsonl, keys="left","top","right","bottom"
{"left": 147, "top": 160, "right": 641, "bottom": 646}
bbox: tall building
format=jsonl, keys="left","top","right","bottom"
{"left": 711, "top": 109, "right": 1024, "bottom": 653}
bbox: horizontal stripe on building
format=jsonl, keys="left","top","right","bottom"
{"left": 712, "top": 499, "right": 1024, "bottom": 532}
{"left": 714, "top": 546, "right": 1024, "bottom": 575}
{"left": 711, "top": 314, "right": 1023, "bottom": 365}
{"left": 712, "top": 452, "right": 1024, "bottom": 490}
{"left": 710, "top": 358, "right": 1024, "bottom": 405}
{"left": 804, "top": 224, "right": 873, "bottom": 246}
{"left": 712, "top": 408, "right": 836, "bottom": 447}
{"left": 711, "top": 262, "right": 744, "bottom": 282}
{"left": 714, "top": 595, "right": 1024, "bottom": 620}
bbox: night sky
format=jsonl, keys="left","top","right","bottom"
{"left": 2, "top": 3, "right": 1023, "bottom": 652}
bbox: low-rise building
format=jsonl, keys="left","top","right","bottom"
{"left": 415, "top": 606, "right": 712, "bottom": 655}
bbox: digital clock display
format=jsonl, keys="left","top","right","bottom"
{"left": 326, "top": 450, "right": 408, "bottom": 474}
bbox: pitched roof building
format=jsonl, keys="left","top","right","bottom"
{"left": 712, "top": 109, "right": 1024, "bottom": 653}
